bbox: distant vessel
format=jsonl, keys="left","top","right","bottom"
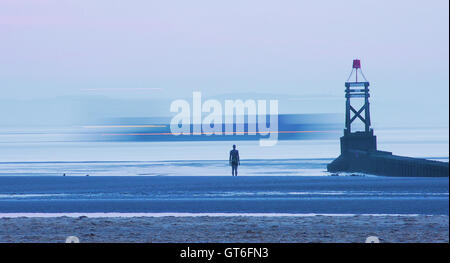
{"left": 89, "top": 114, "right": 341, "bottom": 142}
{"left": 327, "top": 59, "right": 449, "bottom": 177}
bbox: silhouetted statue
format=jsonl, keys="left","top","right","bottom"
{"left": 229, "top": 144, "right": 240, "bottom": 176}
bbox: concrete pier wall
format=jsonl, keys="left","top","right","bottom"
{"left": 328, "top": 150, "right": 449, "bottom": 177}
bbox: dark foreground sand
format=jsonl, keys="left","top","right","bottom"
{"left": 0, "top": 215, "right": 448, "bottom": 243}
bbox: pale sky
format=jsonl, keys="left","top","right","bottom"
{"left": 0, "top": 0, "right": 448, "bottom": 127}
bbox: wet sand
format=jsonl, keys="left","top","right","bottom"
{"left": 0, "top": 215, "right": 448, "bottom": 243}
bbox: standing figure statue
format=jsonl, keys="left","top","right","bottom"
{"left": 229, "top": 144, "right": 240, "bottom": 176}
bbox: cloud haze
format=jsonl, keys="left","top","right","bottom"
{"left": 0, "top": 0, "right": 448, "bottom": 127}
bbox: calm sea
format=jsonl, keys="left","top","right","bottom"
{"left": 0, "top": 127, "right": 447, "bottom": 216}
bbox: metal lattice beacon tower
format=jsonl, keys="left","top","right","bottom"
{"left": 341, "top": 59, "right": 376, "bottom": 153}
{"left": 345, "top": 59, "right": 370, "bottom": 134}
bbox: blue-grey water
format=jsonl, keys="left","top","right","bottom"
{"left": 0, "top": 128, "right": 448, "bottom": 216}
{"left": 0, "top": 175, "right": 447, "bottom": 215}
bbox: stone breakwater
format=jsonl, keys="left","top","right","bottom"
{"left": 328, "top": 150, "right": 449, "bottom": 177}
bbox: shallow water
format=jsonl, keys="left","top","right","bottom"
{"left": 0, "top": 127, "right": 447, "bottom": 216}
{"left": 0, "top": 176, "right": 447, "bottom": 215}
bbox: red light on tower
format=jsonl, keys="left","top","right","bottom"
{"left": 353, "top": 59, "right": 361, "bottom": 69}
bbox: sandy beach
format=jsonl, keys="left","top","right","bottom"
{"left": 0, "top": 215, "right": 447, "bottom": 243}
